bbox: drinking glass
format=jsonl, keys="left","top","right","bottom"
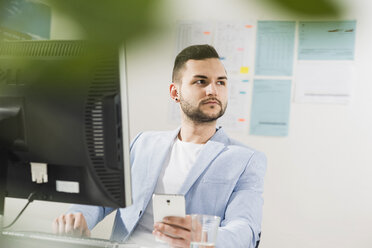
{"left": 190, "top": 214, "right": 220, "bottom": 248}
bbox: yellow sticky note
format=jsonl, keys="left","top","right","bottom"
{"left": 240, "top": 67, "right": 249, "bottom": 74}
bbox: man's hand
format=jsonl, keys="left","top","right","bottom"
{"left": 153, "top": 215, "right": 192, "bottom": 248}
{"left": 52, "top": 213, "right": 91, "bottom": 237}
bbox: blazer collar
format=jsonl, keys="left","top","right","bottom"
{"left": 143, "top": 127, "right": 229, "bottom": 207}
{"left": 142, "top": 128, "right": 180, "bottom": 208}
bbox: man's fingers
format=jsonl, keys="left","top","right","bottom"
{"left": 162, "top": 215, "right": 191, "bottom": 231}
{"left": 74, "top": 213, "right": 88, "bottom": 237}
{"left": 65, "top": 213, "right": 75, "bottom": 235}
{"left": 52, "top": 218, "right": 59, "bottom": 234}
{"left": 57, "top": 215, "right": 66, "bottom": 235}
{"left": 154, "top": 216, "right": 192, "bottom": 247}
{"left": 153, "top": 230, "right": 186, "bottom": 248}
{"left": 154, "top": 222, "right": 190, "bottom": 240}
{"left": 52, "top": 213, "right": 90, "bottom": 237}
{"left": 83, "top": 228, "right": 91, "bottom": 237}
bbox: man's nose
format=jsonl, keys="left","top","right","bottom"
{"left": 206, "top": 82, "right": 218, "bottom": 96}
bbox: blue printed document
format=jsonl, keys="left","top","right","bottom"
{"left": 250, "top": 79, "right": 292, "bottom": 136}
{"left": 298, "top": 20, "right": 357, "bottom": 60}
{"left": 255, "top": 21, "right": 296, "bottom": 76}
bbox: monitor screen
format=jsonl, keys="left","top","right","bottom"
{"left": 0, "top": 40, "right": 132, "bottom": 211}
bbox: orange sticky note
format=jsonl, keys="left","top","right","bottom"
{"left": 203, "top": 31, "right": 211, "bottom": 35}
{"left": 245, "top": 25, "right": 253, "bottom": 28}
{"left": 238, "top": 118, "right": 246, "bottom": 122}
{"left": 240, "top": 67, "right": 249, "bottom": 74}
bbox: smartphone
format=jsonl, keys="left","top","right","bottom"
{"left": 152, "top": 193, "right": 186, "bottom": 223}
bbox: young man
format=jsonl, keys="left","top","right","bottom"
{"left": 53, "top": 45, "right": 267, "bottom": 248}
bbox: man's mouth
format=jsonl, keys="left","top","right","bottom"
{"left": 201, "top": 99, "right": 221, "bottom": 106}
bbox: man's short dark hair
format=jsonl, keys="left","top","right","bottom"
{"left": 172, "top": 44, "right": 220, "bottom": 83}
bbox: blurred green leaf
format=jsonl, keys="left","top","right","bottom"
{"left": 46, "top": 0, "right": 161, "bottom": 43}
{"left": 261, "top": 0, "right": 342, "bottom": 17}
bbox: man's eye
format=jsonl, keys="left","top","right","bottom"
{"left": 217, "top": 81, "right": 226, "bottom": 85}
{"left": 195, "top": 80, "right": 205, "bottom": 84}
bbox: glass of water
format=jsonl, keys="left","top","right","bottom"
{"left": 190, "top": 214, "right": 220, "bottom": 248}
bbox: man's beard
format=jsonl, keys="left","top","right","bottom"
{"left": 179, "top": 95, "right": 227, "bottom": 123}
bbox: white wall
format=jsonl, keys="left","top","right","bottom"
{"left": 4, "top": 0, "right": 372, "bottom": 247}
{"left": 126, "top": 1, "right": 372, "bottom": 246}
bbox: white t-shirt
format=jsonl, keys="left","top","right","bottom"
{"left": 128, "top": 137, "right": 204, "bottom": 247}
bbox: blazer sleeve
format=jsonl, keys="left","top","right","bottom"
{"left": 66, "top": 132, "right": 144, "bottom": 230}
{"left": 216, "top": 150, "right": 267, "bottom": 248}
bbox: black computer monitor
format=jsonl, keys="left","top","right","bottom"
{"left": 0, "top": 40, "right": 132, "bottom": 218}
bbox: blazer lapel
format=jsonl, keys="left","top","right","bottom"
{"left": 142, "top": 128, "right": 180, "bottom": 208}
{"left": 178, "top": 128, "right": 228, "bottom": 195}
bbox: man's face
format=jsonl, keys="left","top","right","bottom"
{"left": 177, "top": 58, "right": 228, "bottom": 123}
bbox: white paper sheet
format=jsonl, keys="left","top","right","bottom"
{"left": 214, "top": 21, "right": 255, "bottom": 74}
{"left": 294, "top": 61, "right": 354, "bottom": 104}
{"left": 176, "top": 21, "right": 215, "bottom": 53}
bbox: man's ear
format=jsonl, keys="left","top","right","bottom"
{"left": 169, "top": 83, "right": 179, "bottom": 102}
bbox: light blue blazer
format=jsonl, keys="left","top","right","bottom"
{"left": 69, "top": 127, "right": 267, "bottom": 248}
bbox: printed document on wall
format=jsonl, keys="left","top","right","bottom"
{"left": 298, "top": 21, "right": 357, "bottom": 60}
{"left": 250, "top": 79, "right": 291, "bottom": 136}
{"left": 255, "top": 21, "right": 296, "bottom": 76}
{"left": 214, "top": 21, "right": 255, "bottom": 74}
{"left": 176, "top": 21, "right": 214, "bottom": 53}
{"left": 218, "top": 76, "right": 250, "bottom": 132}
{"left": 294, "top": 62, "right": 354, "bottom": 104}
